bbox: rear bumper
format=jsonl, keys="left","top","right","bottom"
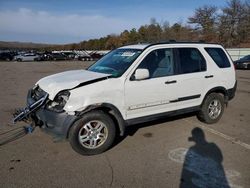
{"left": 227, "top": 81, "right": 237, "bottom": 101}
{"left": 27, "top": 89, "right": 77, "bottom": 138}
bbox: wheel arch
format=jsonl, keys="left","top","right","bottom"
{"left": 202, "top": 86, "right": 228, "bottom": 105}
{"left": 67, "top": 103, "right": 126, "bottom": 138}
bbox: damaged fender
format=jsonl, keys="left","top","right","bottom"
{"left": 74, "top": 103, "right": 127, "bottom": 136}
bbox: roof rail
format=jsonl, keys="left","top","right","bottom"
{"left": 139, "top": 40, "right": 220, "bottom": 50}
{"left": 137, "top": 40, "right": 210, "bottom": 46}
{"left": 152, "top": 40, "right": 209, "bottom": 44}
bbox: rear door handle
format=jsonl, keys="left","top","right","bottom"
{"left": 205, "top": 75, "right": 214, "bottom": 78}
{"left": 165, "top": 80, "right": 177, "bottom": 84}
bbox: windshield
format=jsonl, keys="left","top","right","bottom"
{"left": 88, "top": 48, "right": 142, "bottom": 77}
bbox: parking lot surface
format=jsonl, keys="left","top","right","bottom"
{"left": 0, "top": 61, "right": 249, "bottom": 188}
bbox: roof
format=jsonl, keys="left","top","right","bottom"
{"left": 119, "top": 41, "right": 221, "bottom": 50}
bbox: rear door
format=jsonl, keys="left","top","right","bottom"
{"left": 167, "top": 47, "right": 208, "bottom": 109}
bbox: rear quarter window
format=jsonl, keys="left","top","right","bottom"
{"left": 205, "top": 48, "right": 231, "bottom": 68}
{"left": 176, "top": 48, "right": 206, "bottom": 74}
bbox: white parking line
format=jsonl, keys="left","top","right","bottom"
{"left": 184, "top": 119, "right": 250, "bottom": 150}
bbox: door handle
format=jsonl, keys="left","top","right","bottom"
{"left": 205, "top": 75, "right": 214, "bottom": 78}
{"left": 165, "top": 80, "right": 177, "bottom": 84}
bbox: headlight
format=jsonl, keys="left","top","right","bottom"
{"left": 46, "top": 90, "right": 70, "bottom": 112}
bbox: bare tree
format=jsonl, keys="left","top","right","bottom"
{"left": 188, "top": 5, "right": 218, "bottom": 42}
{"left": 218, "top": 0, "right": 245, "bottom": 47}
{"left": 237, "top": 0, "right": 250, "bottom": 46}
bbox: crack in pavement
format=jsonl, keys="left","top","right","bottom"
{"left": 105, "top": 155, "right": 114, "bottom": 187}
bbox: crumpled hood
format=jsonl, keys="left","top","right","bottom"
{"left": 36, "top": 69, "right": 110, "bottom": 99}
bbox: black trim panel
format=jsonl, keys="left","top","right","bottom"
{"left": 170, "top": 94, "right": 201, "bottom": 103}
{"left": 227, "top": 81, "right": 237, "bottom": 100}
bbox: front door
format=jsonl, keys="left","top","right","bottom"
{"left": 125, "top": 48, "right": 179, "bottom": 119}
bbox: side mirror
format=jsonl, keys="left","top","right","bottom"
{"left": 134, "top": 69, "right": 150, "bottom": 80}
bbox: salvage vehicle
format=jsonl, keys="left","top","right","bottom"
{"left": 13, "top": 41, "right": 237, "bottom": 155}
{"left": 234, "top": 55, "right": 250, "bottom": 69}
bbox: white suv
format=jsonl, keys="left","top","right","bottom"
{"left": 15, "top": 42, "right": 237, "bottom": 155}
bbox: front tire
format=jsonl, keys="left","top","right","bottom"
{"left": 197, "top": 93, "right": 224, "bottom": 124}
{"left": 69, "top": 111, "right": 116, "bottom": 155}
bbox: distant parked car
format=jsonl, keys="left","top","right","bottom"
{"left": 51, "top": 53, "right": 67, "bottom": 60}
{"left": 62, "top": 52, "right": 76, "bottom": 60}
{"left": 234, "top": 55, "right": 250, "bottom": 69}
{"left": 0, "top": 52, "right": 15, "bottom": 61}
{"left": 78, "top": 55, "right": 92, "bottom": 61}
{"left": 38, "top": 53, "right": 53, "bottom": 61}
{"left": 15, "top": 53, "right": 40, "bottom": 61}
{"left": 90, "top": 52, "right": 104, "bottom": 61}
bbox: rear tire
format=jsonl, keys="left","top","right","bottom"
{"left": 197, "top": 93, "right": 224, "bottom": 124}
{"left": 69, "top": 111, "right": 116, "bottom": 155}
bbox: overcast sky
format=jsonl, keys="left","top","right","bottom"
{"left": 0, "top": 0, "right": 228, "bottom": 44}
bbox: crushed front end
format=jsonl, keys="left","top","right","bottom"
{"left": 13, "top": 86, "right": 77, "bottom": 139}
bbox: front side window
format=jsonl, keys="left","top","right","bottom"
{"left": 205, "top": 48, "right": 231, "bottom": 68}
{"left": 176, "top": 48, "right": 206, "bottom": 74}
{"left": 137, "top": 48, "right": 175, "bottom": 78}
{"left": 88, "top": 49, "right": 142, "bottom": 77}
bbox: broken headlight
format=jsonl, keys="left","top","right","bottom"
{"left": 46, "top": 91, "right": 70, "bottom": 112}
{"left": 32, "top": 86, "right": 47, "bottom": 100}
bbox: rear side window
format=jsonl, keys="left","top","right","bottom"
{"left": 205, "top": 48, "right": 231, "bottom": 68}
{"left": 176, "top": 48, "right": 206, "bottom": 74}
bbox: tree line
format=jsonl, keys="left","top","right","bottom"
{"left": 50, "top": 0, "right": 250, "bottom": 50}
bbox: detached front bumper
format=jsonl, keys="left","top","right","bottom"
{"left": 27, "top": 89, "right": 77, "bottom": 139}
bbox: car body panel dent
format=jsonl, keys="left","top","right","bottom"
{"left": 37, "top": 69, "right": 111, "bottom": 100}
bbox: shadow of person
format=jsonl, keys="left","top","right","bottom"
{"left": 180, "top": 127, "right": 230, "bottom": 188}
